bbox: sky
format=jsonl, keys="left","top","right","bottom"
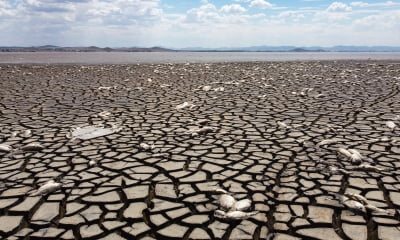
{"left": 0, "top": 0, "right": 399, "bottom": 47}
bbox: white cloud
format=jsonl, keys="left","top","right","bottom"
{"left": 185, "top": 3, "right": 219, "bottom": 23}
{"left": 327, "top": 2, "right": 352, "bottom": 12}
{"left": 0, "top": 0, "right": 9, "bottom": 8}
{"left": 278, "top": 11, "right": 306, "bottom": 21}
{"left": 184, "top": 3, "right": 256, "bottom": 24}
{"left": 350, "top": 1, "right": 369, "bottom": 7}
{"left": 26, "top": 0, "right": 40, "bottom": 7}
{"left": 220, "top": 4, "right": 246, "bottom": 14}
{"left": 353, "top": 10, "right": 400, "bottom": 29}
{"left": 0, "top": 0, "right": 14, "bottom": 15}
{"left": 249, "top": 0, "right": 273, "bottom": 9}
{"left": 0, "top": 0, "right": 399, "bottom": 47}
{"left": 350, "top": 1, "right": 397, "bottom": 7}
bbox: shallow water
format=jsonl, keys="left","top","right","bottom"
{"left": 1, "top": 52, "right": 400, "bottom": 64}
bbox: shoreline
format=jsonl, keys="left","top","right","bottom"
{"left": 1, "top": 52, "right": 400, "bottom": 65}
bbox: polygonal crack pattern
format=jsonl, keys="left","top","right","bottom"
{"left": 0, "top": 61, "right": 400, "bottom": 240}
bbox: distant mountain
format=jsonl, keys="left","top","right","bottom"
{"left": 326, "top": 46, "right": 400, "bottom": 52}
{"left": 0, "top": 46, "right": 177, "bottom": 52}
{"left": 1, "top": 45, "right": 400, "bottom": 52}
{"left": 178, "top": 45, "right": 400, "bottom": 52}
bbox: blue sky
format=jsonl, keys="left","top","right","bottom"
{"left": 0, "top": 0, "right": 399, "bottom": 47}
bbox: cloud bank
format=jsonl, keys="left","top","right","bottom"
{"left": 0, "top": 0, "right": 399, "bottom": 47}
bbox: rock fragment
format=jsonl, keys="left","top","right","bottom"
{"left": 67, "top": 124, "right": 121, "bottom": 140}
{"left": 0, "top": 144, "right": 12, "bottom": 152}
{"left": 30, "top": 179, "right": 62, "bottom": 196}
{"left": 386, "top": 121, "right": 396, "bottom": 130}
{"left": 214, "top": 209, "right": 259, "bottom": 220}
{"left": 175, "top": 102, "right": 196, "bottom": 110}
{"left": 21, "top": 143, "right": 44, "bottom": 151}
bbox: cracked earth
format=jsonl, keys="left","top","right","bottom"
{"left": 0, "top": 61, "right": 400, "bottom": 239}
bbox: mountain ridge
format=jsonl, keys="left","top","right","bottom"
{"left": 1, "top": 45, "right": 400, "bottom": 52}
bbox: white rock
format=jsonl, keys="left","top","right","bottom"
{"left": 21, "top": 143, "right": 44, "bottom": 151}
{"left": 21, "top": 129, "right": 32, "bottom": 137}
{"left": 386, "top": 121, "right": 396, "bottom": 130}
{"left": 139, "top": 143, "right": 152, "bottom": 151}
{"left": 233, "top": 199, "right": 252, "bottom": 211}
{"left": 0, "top": 144, "right": 12, "bottom": 152}
{"left": 98, "top": 111, "right": 111, "bottom": 118}
{"left": 219, "top": 194, "right": 236, "bottom": 210}
{"left": 31, "top": 180, "right": 62, "bottom": 196}
{"left": 176, "top": 102, "right": 195, "bottom": 110}
{"left": 202, "top": 86, "right": 212, "bottom": 91}
{"left": 214, "top": 210, "right": 259, "bottom": 220}
{"left": 337, "top": 148, "right": 352, "bottom": 159}
{"left": 277, "top": 121, "right": 290, "bottom": 129}
{"left": 67, "top": 125, "right": 120, "bottom": 140}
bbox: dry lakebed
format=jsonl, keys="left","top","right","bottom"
{"left": 0, "top": 61, "right": 400, "bottom": 239}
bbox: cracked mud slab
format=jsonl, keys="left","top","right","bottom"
{"left": 1, "top": 61, "right": 400, "bottom": 239}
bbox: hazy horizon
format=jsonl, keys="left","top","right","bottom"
{"left": 0, "top": 0, "right": 399, "bottom": 48}
{"left": 2, "top": 44, "right": 400, "bottom": 49}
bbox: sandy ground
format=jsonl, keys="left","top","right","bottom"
{"left": 0, "top": 61, "right": 400, "bottom": 239}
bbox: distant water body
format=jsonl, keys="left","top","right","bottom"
{"left": 1, "top": 52, "right": 400, "bottom": 64}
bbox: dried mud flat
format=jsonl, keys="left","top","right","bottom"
{"left": 0, "top": 61, "right": 400, "bottom": 240}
